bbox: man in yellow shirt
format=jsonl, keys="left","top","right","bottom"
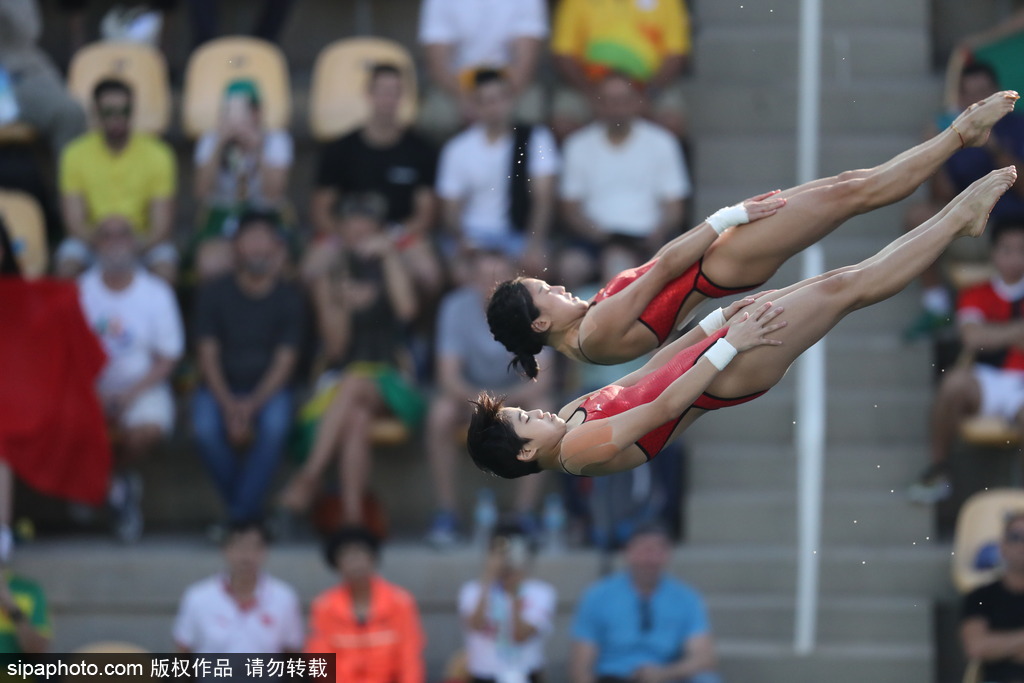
{"left": 57, "top": 78, "right": 177, "bottom": 282}
{"left": 551, "top": 0, "right": 693, "bottom": 141}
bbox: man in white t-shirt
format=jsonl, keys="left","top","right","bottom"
{"left": 174, "top": 521, "right": 303, "bottom": 654}
{"left": 78, "top": 215, "right": 183, "bottom": 542}
{"left": 459, "top": 522, "right": 557, "bottom": 683}
{"left": 417, "top": 0, "right": 548, "bottom": 140}
{"left": 561, "top": 72, "right": 691, "bottom": 262}
{"left": 437, "top": 69, "right": 559, "bottom": 276}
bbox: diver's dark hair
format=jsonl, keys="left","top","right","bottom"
{"left": 487, "top": 279, "right": 546, "bottom": 379}
{"left": 467, "top": 393, "right": 541, "bottom": 480}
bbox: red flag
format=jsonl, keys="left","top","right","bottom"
{"left": 0, "top": 278, "right": 111, "bottom": 504}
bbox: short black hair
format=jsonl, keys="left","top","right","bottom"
{"left": 1004, "top": 510, "right": 1024, "bottom": 539}
{"left": 626, "top": 521, "right": 672, "bottom": 545}
{"left": 0, "top": 215, "right": 21, "bottom": 277}
{"left": 989, "top": 220, "right": 1024, "bottom": 245}
{"left": 233, "top": 210, "right": 284, "bottom": 240}
{"left": 323, "top": 525, "right": 381, "bottom": 568}
{"left": 473, "top": 68, "right": 507, "bottom": 90}
{"left": 93, "top": 78, "right": 133, "bottom": 105}
{"left": 466, "top": 393, "right": 541, "bottom": 479}
{"left": 368, "top": 62, "right": 402, "bottom": 87}
{"left": 962, "top": 61, "right": 1000, "bottom": 87}
{"left": 223, "top": 519, "right": 271, "bottom": 546}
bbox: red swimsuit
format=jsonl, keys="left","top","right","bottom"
{"left": 590, "top": 257, "right": 763, "bottom": 346}
{"left": 572, "top": 329, "right": 766, "bottom": 461}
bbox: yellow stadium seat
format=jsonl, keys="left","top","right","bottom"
{"left": 309, "top": 38, "right": 418, "bottom": 142}
{"left": 961, "top": 415, "right": 1021, "bottom": 448}
{"left": 67, "top": 41, "right": 171, "bottom": 135}
{"left": 0, "top": 190, "right": 47, "bottom": 278}
{"left": 952, "top": 488, "right": 1024, "bottom": 594}
{"left": 0, "top": 122, "right": 37, "bottom": 145}
{"left": 370, "top": 417, "right": 410, "bottom": 448}
{"left": 183, "top": 36, "right": 291, "bottom": 139}
{"left": 947, "top": 260, "right": 994, "bottom": 293}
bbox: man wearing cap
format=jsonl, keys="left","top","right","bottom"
{"left": 306, "top": 526, "right": 425, "bottom": 683}
{"left": 192, "top": 211, "right": 305, "bottom": 527}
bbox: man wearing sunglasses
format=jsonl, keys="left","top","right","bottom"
{"left": 57, "top": 78, "right": 177, "bottom": 283}
{"left": 570, "top": 524, "right": 720, "bottom": 683}
{"left": 962, "top": 511, "right": 1024, "bottom": 683}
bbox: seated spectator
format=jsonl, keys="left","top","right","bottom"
{"left": 57, "top": 79, "right": 177, "bottom": 282}
{"left": 459, "top": 521, "right": 556, "bottom": 683}
{"left": 173, "top": 521, "right": 303, "bottom": 654}
{"left": 551, "top": 0, "right": 693, "bottom": 141}
{"left": 306, "top": 526, "right": 425, "bottom": 683}
{"left": 78, "top": 215, "right": 184, "bottom": 542}
{"left": 280, "top": 194, "right": 421, "bottom": 527}
{"left": 437, "top": 69, "right": 558, "bottom": 276}
{"left": 186, "top": 0, "right": 295, "bottom": 46}
{"left": 570, "top": 524, "right": 720, "bottom": 683}
{"left": 417, "top": 0, "right": 547, "bottom": 142}
{"left": 560, "top": 73, "right": 691, "bottom": 264}
{"left": 425, "top": 249, "right": 554, "bottom": 546}
{"left": 0, "top": 562, "right": 50, "bottom": 654}
{"left": 0, "top": 0, "right": 86, "bottom": 154}
{"left": 310, "top": 62, "right": 442, "bottom": 299}
{"left": 192, "top": 212, "right": 305, "bottom": 526}
{"left": 908, "top": 222, "right": 1024, "bottom": 504}
{"left": 192, "top": 79, "right": 293, "bottom": 282}
{"left": 961, "top": 510, "right": 1024, "bottom": 683}
{"left": 903, "top": 62, "right": 1024, "bottom": 339}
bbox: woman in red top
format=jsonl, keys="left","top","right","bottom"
{"left": 488, "top": 91, "right": 1019, "bottom": 378}
{"left": 468, "top": 167, "right": 1016, "bottom": 478}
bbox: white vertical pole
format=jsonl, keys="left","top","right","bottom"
{"left": 794, "top": 0, "right": 826, "bottom": 656}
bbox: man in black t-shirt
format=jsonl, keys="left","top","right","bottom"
{"left": 308, "top": 63, "right": 443, "bottom": 298}
{"left": 192, "top": 212, "right": 306, "bottom": 525}
{"left": 962, "top": 510, "right": 1024, "bottom": 682}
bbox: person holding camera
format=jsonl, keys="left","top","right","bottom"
{"left": 459, "top": 521, "right": 557, "bottom": 683}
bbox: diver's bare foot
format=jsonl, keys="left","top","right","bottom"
{"left": 956, "top": 167, "right": 1017, "bottom": 238}
{"left": 952, "top": 90, "right": 1020, "bottom": 147}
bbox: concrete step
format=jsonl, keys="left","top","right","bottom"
{"left": 694, "top": 0, "right": 929, "bottom": 30}
{"left": 688, "top": 441, "right": 925, "bottom": 493}
{"left": 716, "top": 641, "right": 931, "bottom": 683}
{"left": 686, "top": 490, "right": 934, "bottom": 545}
{"left": 696, "top": 27, "right": 930, "bottom": 83}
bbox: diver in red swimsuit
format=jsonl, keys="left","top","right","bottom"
{"left": 468, "top": 166, "right": 1016, "bottom": 477}
{"left": 486, "top": 91, "right": 1019, "bottom": 378}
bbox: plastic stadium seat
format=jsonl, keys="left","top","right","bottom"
{"left": 0, "top": 122, "right": 37, "bottom": 145}
{"left": 0, "top": 189, "right": 47, "bottom": 277}
{"left": 960, "top": 415, "right": 1021, "bottom": 448}
{"left": 183, "top": 36, "right": 291, "bottom": 139}
{"left": 951, "top": 488, "right": 1024, "bottom": 594}
{"left": 67, "top": 41, "right": 171, "bottom": 135}
{"left": 370, "top": 417, "right": 410, "bottom": 448}
{"left": 309, "top": 38, "right": 417, "bottom": 142}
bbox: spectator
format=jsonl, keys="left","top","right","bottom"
{"left": 560, "top": 72, "right": 691, "bottom": 264}
{"left": 961, "top": 510, "right": 1024, "bottom": 683}
{"left": 0, "top": 0, "right": 86, "bottom": 154}
{"left": 279, "top": 194, "right": 421, "bottom": 527}
{"left": 192, "top": 79, "right": 293, "bottom": 282}
{"left": 0, "top": 563, "right": 49, "bottom": 654}
{"left": 570, "top": 524, "right": 720, "bottom": 683}
{"left": 459, "top": 521, "right": 556, "bottom": 683}
{"left": 186, "top": 0, "right": 295, "bottom": 46}
{"left": 78, "top": 215, "right": 183, "bottom": 542}
{"left": 192, "top": 212, "right": 305, "bottom": 526}
{"left": 908, "top": 222, "right": 1024, "bottom": 504}
{"left": 310, "top": 62, "right": 443, "bottom": 299}
{"left": 903, "top": 62, "right": 1024, "bottom": 339}
{"left": 550, "top": 0, "right": 693, "bottom": 141}
{"left": 173, "top": 521, "right": 303, "bottom": 654}
{"left": 425, "top": 249, "right": 554, "bottom": 546}
{"left": 417, "top": 0, "right": 547, "bottom": 141}
{"left": 57, "top": 78, "right": 177, "bottom": 283}
{"left": 306, "top": 526, "right": 425, "bottom": 683}
{"left": 436, "top": 69, "right": 559, "bottom": 276}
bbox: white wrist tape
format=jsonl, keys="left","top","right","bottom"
{"left": 704, "top": 338, "right": 738, "bottom": 371}
{"left": 698, "top": 307, "right": 727, "bottom": 335}
{"left": 705, "top": 203, "right": 750, "bottom": 235}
